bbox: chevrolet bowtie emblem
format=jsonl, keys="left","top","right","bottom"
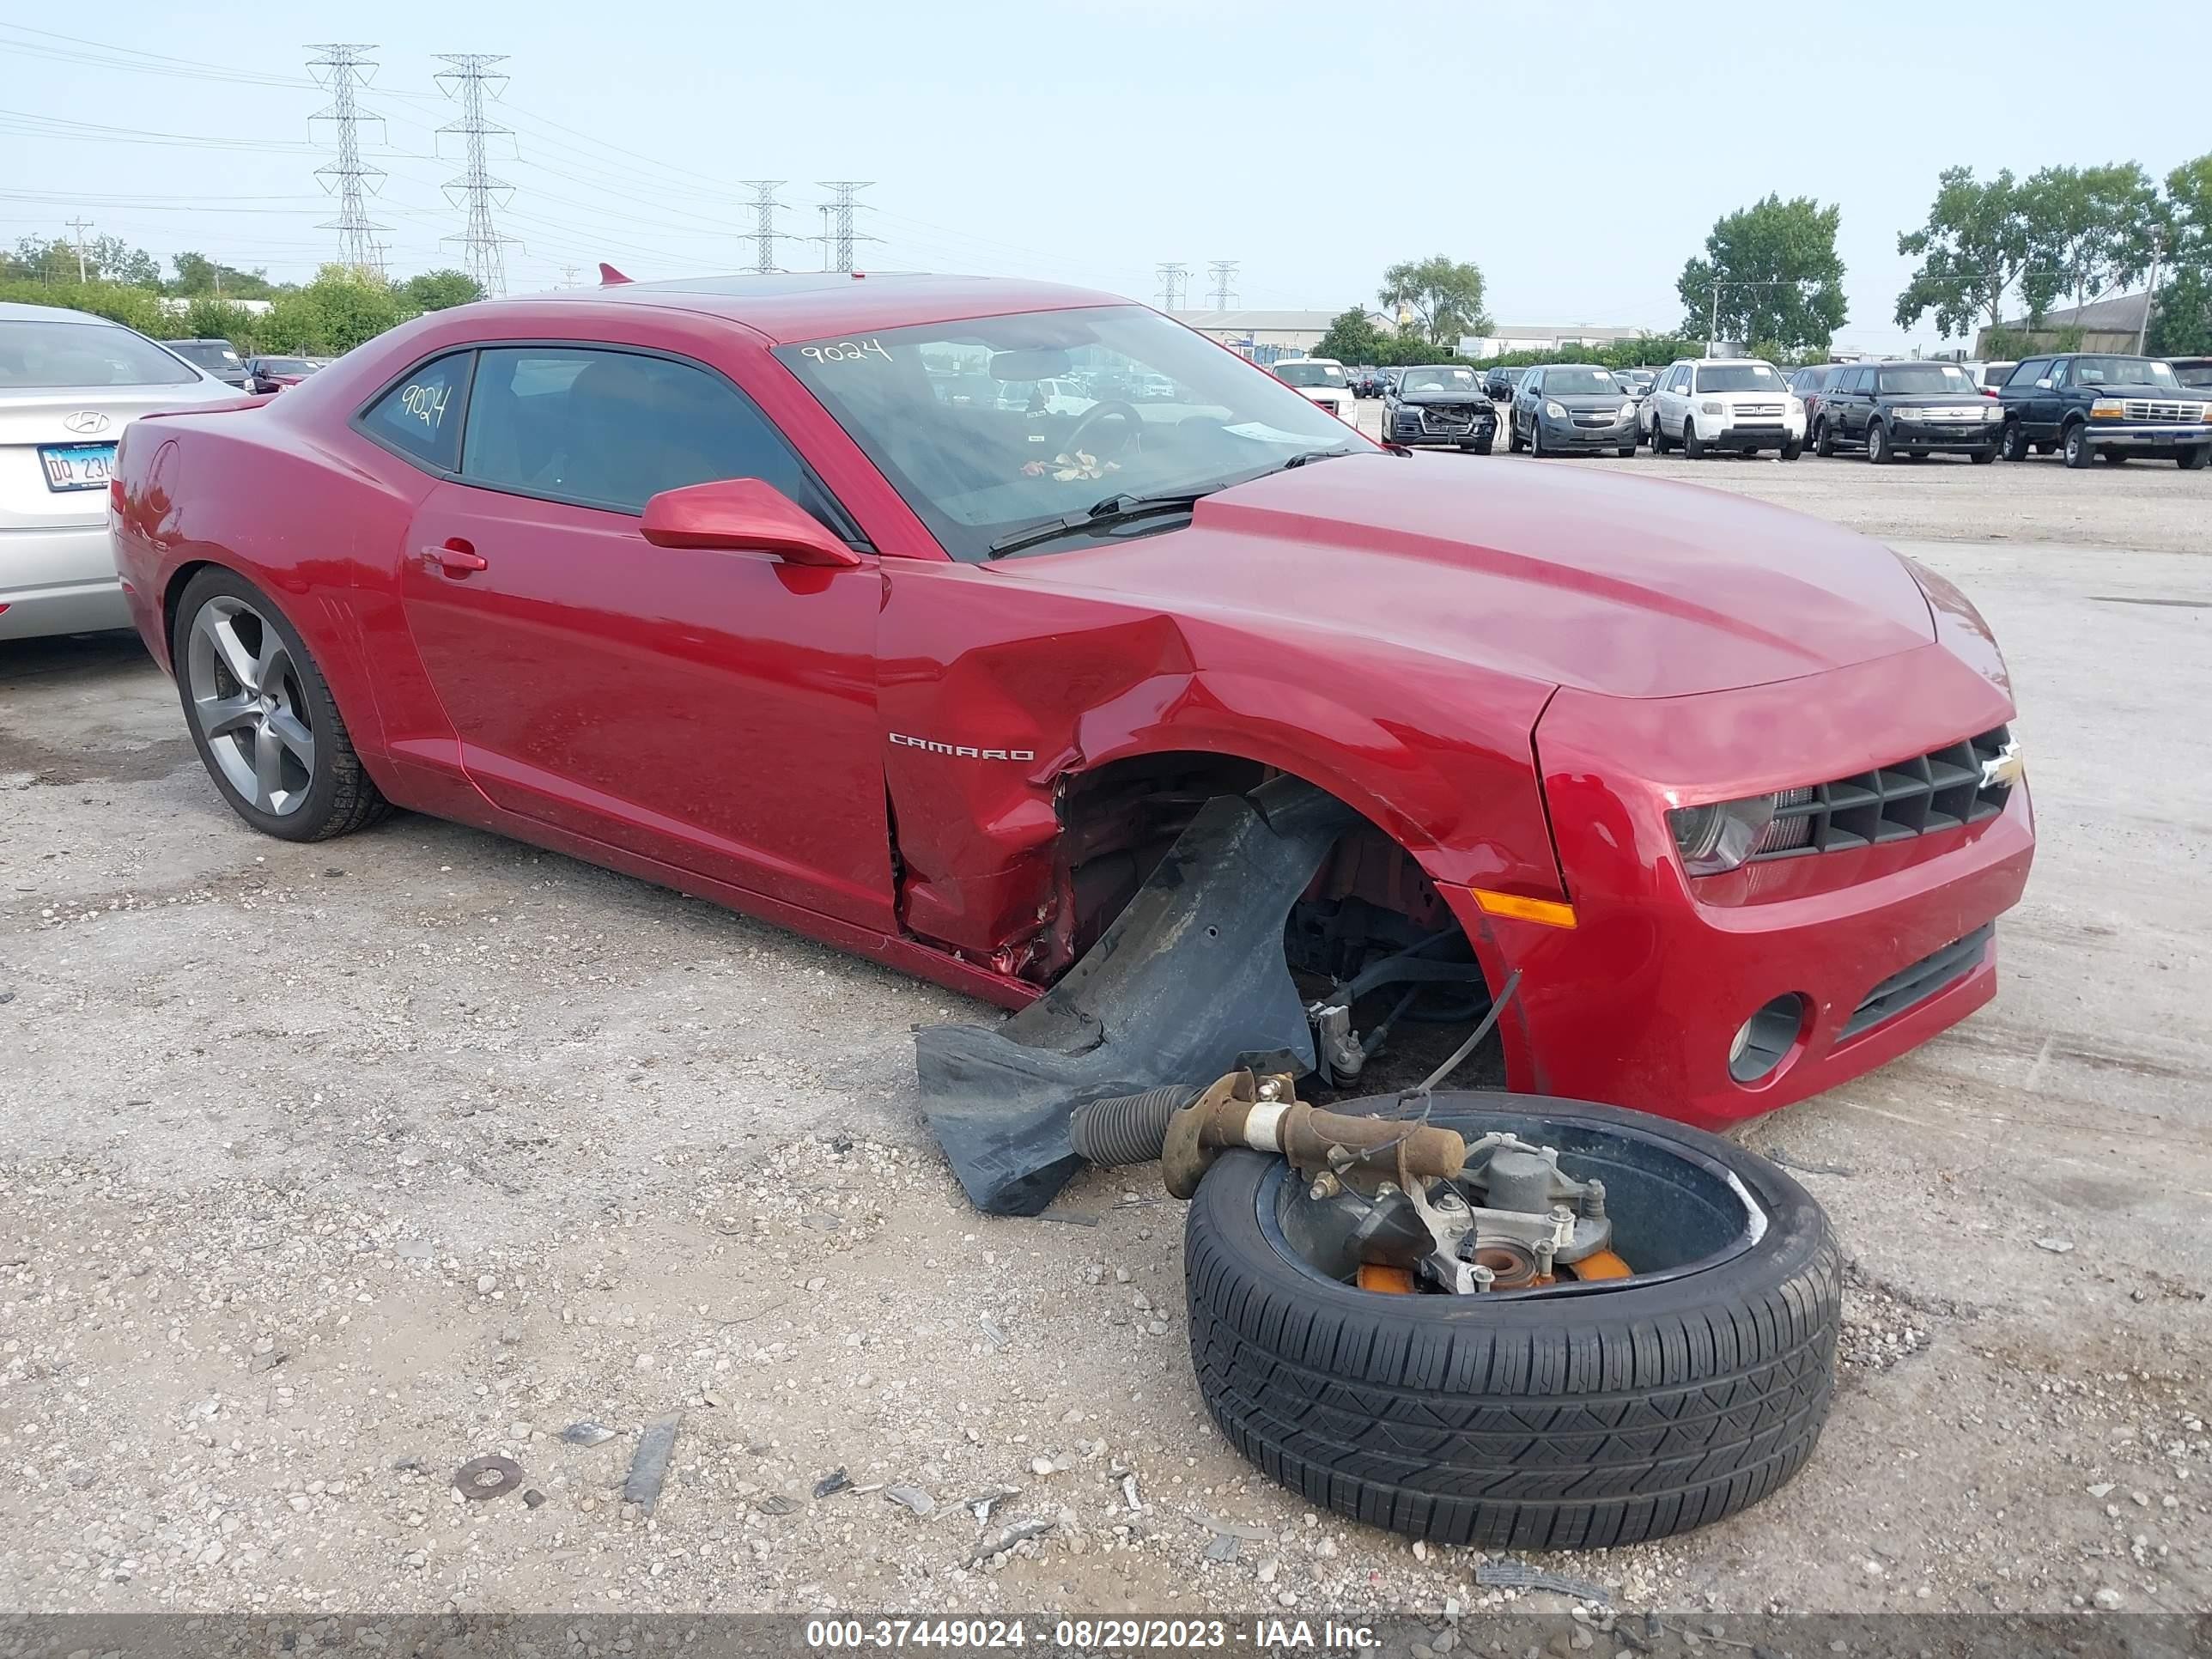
{"left": 1979, "top": 738, "right": 2025, "bottom": 791}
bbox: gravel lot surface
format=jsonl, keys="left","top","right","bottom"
{"left": 2, "top": 445, "right": 2208, "bottom": 1630}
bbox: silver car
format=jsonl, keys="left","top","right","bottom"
{"left": 3, "top": 301, "right": 241, "bottom": 641}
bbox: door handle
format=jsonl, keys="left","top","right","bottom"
{"left": 422, "top": 538, "right": 488, "bottom": 577}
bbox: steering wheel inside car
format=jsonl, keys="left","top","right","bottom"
{"left": 1060, "top": 399, "right": 1145, "bottom": 461}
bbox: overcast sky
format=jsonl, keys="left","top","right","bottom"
{"left": 6, "top": 3, "right": 2208, "bottom": 353}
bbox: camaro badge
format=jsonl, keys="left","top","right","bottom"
{"left": 890, "top": 732, "right": 1036, "bottom": 762}
{"left": 1979, "top": 738, "right": 2025, "bottom": 791}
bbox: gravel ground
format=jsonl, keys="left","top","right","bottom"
{"left": 2, "top": 451, "right": 2208, "bottom": 1626}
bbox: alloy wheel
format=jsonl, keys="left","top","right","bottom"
{"left": 185, "top": 595, "right": 316, "bottom": 816}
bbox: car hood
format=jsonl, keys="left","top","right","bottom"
{"left": 999, "top": 453, "right": 1935, "bottom": 699}
{"left": 1541, "top": 392, "right": 1634, "bottom": 411}
{"left": 1395, "top": 386, "right": 1492, "bottom": 404}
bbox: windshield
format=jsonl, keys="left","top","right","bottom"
{"left": 1878, "top": 363, "right": 1974, "bottom": 395}
{"left": 165, "top": 341, "right": 240, "bottom": 369}
{"left": 1693, "top": 362, "right": 1782, "bottom": 393}
{"left": 1273, "top": 362, "right": 1346, "bottom": 387}
{"left": 2070, "top": 356, "right": 2178, "bottom": 389}
{"left": 1543, "top": 368, "right": 1620, "bottom": 396}
{"left": 777, "top": 305, "right": 1360, "bottom": 562}
{"left": 0, "top": 319, "right": 198, "bottom": 389}
{"left": 1400, "top": 366, "right": 1483, "bottom": 392}
{"left": 260, "top": 357, "right": 317, "bottom": 376}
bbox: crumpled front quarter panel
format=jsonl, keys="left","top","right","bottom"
{"left": 875, "top": 557, "right": 1564, "bottom": 961}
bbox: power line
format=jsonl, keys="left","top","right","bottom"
{"left": 815, "top": 180, "right": 878, "bottom": 273}
{"left": 1155, "top": 261, "right": 1188, "bottom": 311}
{"left": 435, "top": 53, "right": 520, "bottom": 297}
{"left": 1206, "top": 260, "right": 1239, "bottom": 309}
{"left": 739, "top": 180, "right": 794, "bottom": 275}
{"left": 305, "top": 44, "right": 388, "bottom": 274}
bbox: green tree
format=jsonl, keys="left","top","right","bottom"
{"left": 3, "top": 234, "right": 160, "bottom": 287}
{"left": 2021, "top": 161, "right": 2160, "bottom": 319}
{"left": 1313, "top": 306, "right": 1382, "bottom": 363}
{"left": 1377, "top": 256, "right": 1490, "bottom": 346}
{"left": 1894, "top": 167, "right": 2038, "bottom": 340}
{"left": 1677, "top": 194, "right": 1846, "bottom": 353}
{"left": 2147, "top": 152, "right": 2212, "bottom": 356}
{"left": 181, "top": 296, "right": 264, "bottom": 350}
{"left": 169, "top": 252, "right": 276, "bottom": 301}
{"left": 259, "top": 265, "right": 413, "bottom": 355}
{"left": 0, "top": 277, "right": 167, "bottom": 333}
{"left": 402, "top": 269, "right": 484, "bottom": 311}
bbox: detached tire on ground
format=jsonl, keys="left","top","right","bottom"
{"left": 1184, "top": 1093, "right": 1841, "bottom": 1549}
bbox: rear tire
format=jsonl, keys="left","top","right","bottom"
{"left": 1650, "top": 415, "right": 1672, "bottom": 455}
{"left": 1528, "top": 419, "right": 1545, "bottom": 459}
{"left": 1185, "top": 1094, "right": 1842, "bottom": 1549}
{"left": 1780, "top": 436, "right": 1802, "bottom": 461}
{"left": 171, "top": 567, "right": 392, "bottom": 843}
{"left": 2063, "top": 422, "right": 2094, "bottom": 468}
{"left": 2099, "top": 451, "right": 2129, "bottom": 465}
{"left": 1507, "top": 416, "right": 1524, "bottom": 454}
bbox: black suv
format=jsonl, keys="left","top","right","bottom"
{"left": 1996, "top": 353, "right": 2211, "bottom": 469}
{"left": 1385, "top": 363, "right": 1497, "bottom": 453}
{"left": 1812, "top": 360, "right": 2002, "bottom": 464}
{"left": 1483, "top": 365, "right": 1525, "bottom": 402}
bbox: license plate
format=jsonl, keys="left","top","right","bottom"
{"left": 40, "top": 441, "right": 118, "bottom": 492}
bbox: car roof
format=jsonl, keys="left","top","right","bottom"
{"left": 0, "top": 301, "right": 124, "bottom": 326}
{"left": 507, "top": 272, "right": 1128, "bottom": 346}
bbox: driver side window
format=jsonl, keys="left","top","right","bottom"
{"left": 457, "top": 346, "right": 850, "bottom": 533}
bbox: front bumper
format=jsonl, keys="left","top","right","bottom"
{"left": 1, "top": 522, "right": 131, "bottom": 641}
{"left": 1457, "top": 641, "right": 2033, "bottom": 1131}
{"left": 2082, "top": 422, "right": 2212, "bottom": 451}
{"left": 1705, "top": 422, "right": 1796, "bottom": 448}
{"left": 1889, "top": 416, "right": 2002, "bottom": 452}
{"left": 1536, "top": 413, "right": 1638, "bottom": 449}
{"left": 1391, "top": 411, "right": 1498, "bottom": 447}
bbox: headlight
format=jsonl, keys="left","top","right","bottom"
{"left": 1668, "top": 795, "right": 1779, "bottom": 876}
{"left": 1787, "top": 397, "right": 1805, "bottom": 417}
{"left": 1618, "top": 401, "right": 1637, "bottom": 421}
{"left": 1700, "top": 400, "right": 1723, "bottom": 416}
{"left": 1544, "top": 400, "right": 1566, "bottom": 419}
{"left": 1982, "top": 403, "right": 2002, "bottom": 420}
{"left": 2090, "top": 398, "right": 2126, "bottom": 419}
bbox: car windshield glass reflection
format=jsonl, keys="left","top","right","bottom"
{"left": 1273, "top": 362, "right": 1346, "bottom": 387}
{"left": 1693, "top": 365, "right": 1780, "bottom": 392}
{"left": 2069, "top": 356, "right": 2177, "bottom": 388}
{"left": 1543, "top": 368, "right": 1618, "bottom": 396}
{"left": 777, "top": 305, "right": 1358, "bottom": 562}
{"left": 1879, "top": 364, "right": 1973, "bottom": 395}
{"left": 1400, "top": 368, "right": 1482, "bottom": 393}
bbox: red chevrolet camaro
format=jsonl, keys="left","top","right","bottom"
{"left": 109, "top": 273, "right": 2033, "bottom": 1133}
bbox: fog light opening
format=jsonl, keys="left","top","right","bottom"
{"left": 1729, "top": 994, "right": 1807, "bottom": 1085}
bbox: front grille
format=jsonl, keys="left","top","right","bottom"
{"left": 1913, "top": 405, "right": 1984, "bottom": 422}
{"left": 1732, "top": 402, "right": 1785, "bottom": 419}
{"left": 1419, "top": 404, "right": 1479, "bottom": 434}
{"left": 2121, "top": 399, "right": 2205, "bottom": 422}
{"left": 1747, "top": 725, "right": 2015, "bottom": 861}
{"left": 1571, "top": 411, "right": 1618, "bottom": 428}
{"left": 1840, "top": 923, "right": 1993, "bottom": 1039}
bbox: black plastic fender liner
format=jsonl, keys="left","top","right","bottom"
{"left": 915, "top": 777, "right": 1358, "bottom": 1216}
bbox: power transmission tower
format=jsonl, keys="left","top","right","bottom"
{"left": 1155, "top": 261, "right": 1188, "bottom": 311}
{"left": 740, "top": 181, "right": 793, "bottom": 274}
{"left": 306, "top": 44, "right": 388, "bottom": 275}
{"left": 815, "top": 181, "right": 878, "bottom": 273}
{"left": 64, "top": 216, "right": 94, "bottom": 282}
{"left": 435, "top": 53, "right": 520, "bottom": 298}
{"left": 1206, "top": 260, "right": 1239, "bottom": 309}
{"left": 561, "top": 263, "right": 580, "bottom": 289}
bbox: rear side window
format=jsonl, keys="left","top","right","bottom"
{"left": 362, "top": 352, "right": 472, "bottom": 473}
{"left": 459, "top": 346, "right": 843, "bottom": 527}
{"left": 0, "top": 319, "right": 198, "bottom": 388}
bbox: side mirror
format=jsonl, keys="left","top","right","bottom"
{"left": 2035, "top": 379, "right": 2052, "bottom": 390}
{"left": 639, "top": 477, "right": 863, "bottom": 568}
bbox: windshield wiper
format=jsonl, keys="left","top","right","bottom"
{"left": 986, "top": 489, "right": 1213, "bottom": 558}
{"left": 1270, "top": 446, "right": 1357, "bottom": 471}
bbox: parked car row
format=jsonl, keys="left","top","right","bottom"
{"left": 1784, "top": 355, "right": 2210, "bottom": 469}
